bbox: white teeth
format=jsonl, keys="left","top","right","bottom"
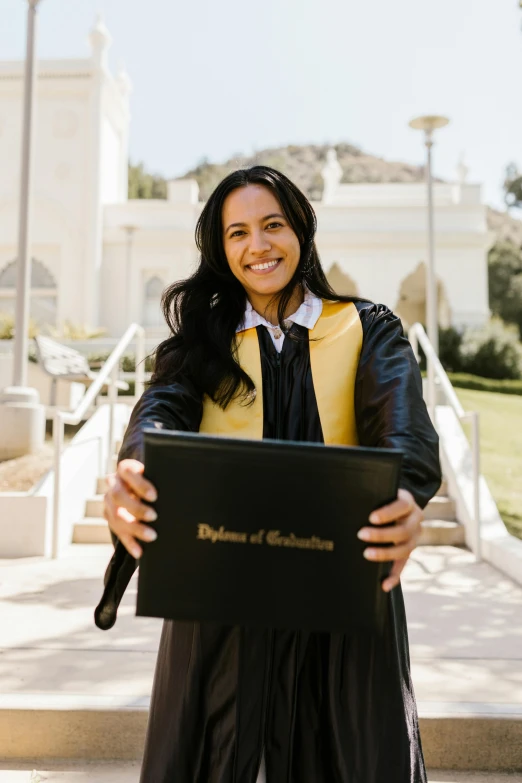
{"left": 250, "top": 259, "right": 280, "bottom": 271}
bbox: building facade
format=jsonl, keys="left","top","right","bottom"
{"left": 0, "top": 19, "right": 493, "bottom": 340}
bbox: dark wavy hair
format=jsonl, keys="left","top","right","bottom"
{"left": 151, "top": 165, "right": 362, "bottom": 408}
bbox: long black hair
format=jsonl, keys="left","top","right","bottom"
{"left": 151, "top": 165, "right": 361, "bottom": 407}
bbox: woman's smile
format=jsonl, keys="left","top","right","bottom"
{"left": 247, "top": 258, "right": 282, "bottom": 274}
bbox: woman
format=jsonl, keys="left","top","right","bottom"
{"left": 95, "top": 165, "right": 441, "bottom": 783}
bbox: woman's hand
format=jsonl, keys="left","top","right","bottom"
{"left": 103, "top": 458, "right": 159, "bottom": 559}
{"left": 357, "top": 488, "right": 423, "bottom": 593}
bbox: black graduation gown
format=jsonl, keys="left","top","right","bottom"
{"left": 95, "top": 301, "right": 442, "bottom": 783}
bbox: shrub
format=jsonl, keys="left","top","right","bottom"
{"left": 87, "top": 352, "right": 154, "bottom": 373}
{"left": 439, "top": 326, "right": 464, "bottom": 373}
{"left": 416, "top": 325, "right": 465, "bottom": 374}
{"left": 488, "top": 241, "right": 522, "bottom": 339}
{"left": 48, "top": 321, "right": 108, "bottom": 340}
{"left": 447, "top": 373, "right": 522, "bottom": 396}
{"left": 460, "top": 318, "right": 522, "bottom": 380}
{"left": 0, "top": 313, "right": 40, "bottom": 340}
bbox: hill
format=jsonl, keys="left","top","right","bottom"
{"left": 182, "top": 142, "right": 427, "bottom": 202}
{"left": 180, "top": 142, "right": 522, "bottom": 245}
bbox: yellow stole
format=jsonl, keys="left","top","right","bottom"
{"left": 199, "top": 300, "right": 362, "bottom": 446}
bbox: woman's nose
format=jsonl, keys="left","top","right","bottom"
{"left": 248, "top": 231, "right": 271, "bottom": 254}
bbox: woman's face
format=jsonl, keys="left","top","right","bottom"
{"left": 222, "top": 184, "right": 301, "bottom": 308}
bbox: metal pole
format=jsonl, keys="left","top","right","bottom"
{"left": 52, "top": 410, "right": 64, "bottom": 559}
{"left": 408, "top": 326, "right": 419, "bottom": 363}
{"left": 13, "top": 0, "right": 41, "bottom": 387}
{"left": 470, "top": 411, "right": 481, "bottom": 561}
{"left": 425, "top": 130, "right": 438, "bottom": 416}
{"left": 106, "top": 365, "right": 119, "bottom": 475}
{"left": 135, "top": 326, "right": 145, "bottom": 400}
{"left": 425, "top": 129, "right": 439, "bottom": 355}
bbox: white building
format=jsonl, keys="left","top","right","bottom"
{"left": 0, "top": 19, "right": 493, "bottom": 341}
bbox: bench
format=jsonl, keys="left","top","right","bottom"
{"left": 34, "top": 335, "right": 129, "bottom": 407}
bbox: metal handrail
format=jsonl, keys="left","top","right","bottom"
{"left": 51, "top": 323, "right": 146, "bottom": 559}
{"left": 409, "top": 322, "right": 481, "bottom": 559}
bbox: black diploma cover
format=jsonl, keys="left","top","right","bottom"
{"left": 136, "top": 429, "right": 403, "bottom": 634}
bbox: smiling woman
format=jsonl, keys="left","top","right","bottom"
{"left": 222, "top": 186, "right": 302, "bottom": 322}
{"left": 95, "top": 165, "right": 441, "bottom": 783}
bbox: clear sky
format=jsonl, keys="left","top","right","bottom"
{"left": 1, "top": 0, "right": 522, "bottom": 210}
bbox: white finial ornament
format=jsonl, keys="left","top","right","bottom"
{"left": 456, "top": 152, "right": 469, "bottom": 185}
{"left": 322, "top": 148, "right": 342, "bottom": 204}
{"left": 89, "top": 14, "right": 112, "bottom": 67}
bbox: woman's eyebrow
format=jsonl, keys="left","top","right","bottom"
{"left": 225, "top": 213, "right": 285, "bottom": 232}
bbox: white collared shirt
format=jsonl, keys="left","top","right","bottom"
{"left": 236, "top": 287, "right": 323, "bottom": 352}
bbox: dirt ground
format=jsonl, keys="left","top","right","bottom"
{"left": 0, "top": 444, "right": 54, "bottom": 492}
{"left": 0, "top": 424, "right": 79, "bottom": 492}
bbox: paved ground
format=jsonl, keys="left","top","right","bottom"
{"left": 404, "top": 546, "right": 522, "bottom": 716}
{"left": 1, "top": 544, "right": 520, "bottom": 714}
{"left": 0, "top": 543, "right": 521, "bottom": 774}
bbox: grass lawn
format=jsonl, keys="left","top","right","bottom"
{"left": 456, "top": 388, "right": 522, "bottom": 540}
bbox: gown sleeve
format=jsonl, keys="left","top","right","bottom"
{"left": 353, "top": 301, "right": 442, "bottom": 509}
{"left": 94, "top": 380, "right": 203, "bottom": 630}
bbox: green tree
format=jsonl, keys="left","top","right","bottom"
{"left": 128, "top": 162, "right": 167, "bottom": 199}
{"left": 488, "top": 241, "right": 522, "bottom": 338}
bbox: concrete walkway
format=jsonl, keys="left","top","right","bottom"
{"left": 0, "top": 544, "right": 521, "bottom": 772}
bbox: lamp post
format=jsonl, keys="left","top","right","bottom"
{"left": 14, "top": 0, "right": 41, "bottom": 387}
{"left": 409, "top": 114, "right": 450, "bottom": 413}
{"left": 122, "top": 225, "right": 137, "bottom": 326}
{"left": 0, "top": 0, "right": 45, "bottom": 459}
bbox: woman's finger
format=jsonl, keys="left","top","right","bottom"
{"left": 109, "top": 480, "right": 158, "bottom": 523}
{"left": 104, "top": 497, "right": 157, "bottom": 552}
{"left": 118, "top": 459, "right": 157, "bottom": 502}
{"left": 381, "top": 559, "right": 408, "bottom": 592}
{"left": 369, "top": 488, "right": 415, "bottom": 524}
{"left": 112, "top": 507, "right": 158, "bottom": 543}
{"left": 358, "top": 509, "right": 423, "bottom": 544}
{"left": 362, "top": 540, "right": 417, "bottom": 563}
{"left": 118, "top": 532, "right": 143, "bottom": 560}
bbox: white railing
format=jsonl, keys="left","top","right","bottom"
{"left": 51, "top": 323, "right": 146, "bottom": 559}
{"left": 409, "top": 322, "right": 481, "bottom": 559}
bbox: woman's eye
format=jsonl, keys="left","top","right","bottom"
{"left": 230, "top": 230, "right": 245, "bottom": 238}
{"left": 267, "top": 222, "right": 283, "bottom": 230}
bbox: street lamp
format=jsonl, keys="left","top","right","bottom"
{"left": 14, "top": 0, "right": 41, "bottom": 387}
{"left": 409, "top": 114, "right": 450, "bottom": 412}
{"left": 0, "top": 0, "right": 45, "bottom": 459}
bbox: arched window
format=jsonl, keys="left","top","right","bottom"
{"left": 0, "top": 258, "right": 58, "bottom": 325}
{"left": 393, "top": 261, "right": 451, "bottom": 331}
{"left": 143, "top": 276, "right": 165, "bottom": 328}
{"left": 326, "top": 262, "right": 359, "bottom": 297}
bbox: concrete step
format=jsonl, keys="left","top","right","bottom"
{"left": 0, "top": 761, "right": 141, "bottom": 782}
{"left": 0, "top": 761, "right": 142, "bottom": 782}
{"left": 85, "top": 495, "right": 104, "bottom": 518}
{"left": 437, "top": 478, "right": 449, "bottom": 497}
{"left": 0, "top": 763, "right": 515, "bottom": 783}
{"left": 1, "top": 694, "right": 520, "bottom": 771}
{"left": 72, "top": 517, "right": 111, "bottom": 544}
{"left": 419, "top": 519, "right": 466, "bottom": 547}
{"left": 425, "top": 495, "right": 457, "bottom": 521}
{"left": 97, "top": 476, "right": 110, "bottom": 495}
